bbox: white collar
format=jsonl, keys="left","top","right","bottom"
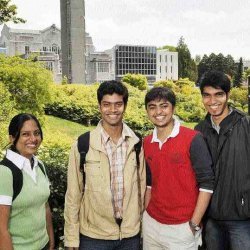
{"left": 151, "top": 119, "right": 180, "bottom": 149}
{"left": 6, "top": 149, "right": 39, "bottom": 182}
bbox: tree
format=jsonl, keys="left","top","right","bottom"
{"left": 176, "top": 36, "right": 197, "bottom": 81}
{"left": 0, "top": 55, "right": 52, "bottom": 118}
{"left": 122, "top": 73, "right": 148, "bottom": 90}
{"left": 158, "top": 45, "right": 177, "bottom": 52}
{"left": 0, "top": 0, "right": 25, "bottom": 24}
{"left": 197, "top": 53, "right": 236, "bottom": 82}
{"left": 233, "top": 57, "right": 243, "bottom": 87}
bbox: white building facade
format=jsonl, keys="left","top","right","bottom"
{"left": 156, "top": 49, "right": 178, "bottom": 81}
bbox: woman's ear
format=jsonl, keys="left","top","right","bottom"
{"left": 9, "top": 135, "right": 15, "bottom": 144}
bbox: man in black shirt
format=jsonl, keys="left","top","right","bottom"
{"left": 195, "top": 70, "right": 250, "bottom": 250}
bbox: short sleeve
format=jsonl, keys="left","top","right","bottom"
{"left": 0, "top": 165, "right": 13, "bottom": 205}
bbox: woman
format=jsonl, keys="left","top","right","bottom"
{"left": 0, "top": 113, "right": 54, "bottom": 250}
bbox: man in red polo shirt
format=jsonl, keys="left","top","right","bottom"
{"left": 143, "top": 87, "right": 214, "bottom": 250}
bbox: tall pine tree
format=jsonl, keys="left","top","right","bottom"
{"left": 176, "top": 36, "right": 197, "bottom": 81}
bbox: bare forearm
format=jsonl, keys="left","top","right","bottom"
{"left": 191, "top": 191, "right": 212, "bottom": 225}
{"left": 46, "top": 203, "right": 55, "bottom": 250}
{"left": 0, "top": 231, "right": 13, "bottom": 250}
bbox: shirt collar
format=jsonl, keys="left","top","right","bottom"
{"left": 210, "top": 106, "right": 233, "bottom": 134}
{"left": 6, "top": 149, "right": 38, "bottom": 170}
{"left": 98, "top": 120, "right": 132, "bottom": 144}
{"left": 151, "top": 118, "right": 180, "bottom": 148}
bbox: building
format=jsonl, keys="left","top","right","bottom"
{"left": 243, "top": 60, "right": 250, "bottom": 71}
{"left": 156, "top": 49, "right": 178, "bottom": 81}
{"left": 60, "top": 0, "right": 86, "bottom": 84}
{"left": 111, "top": 44, "right": 157, "bottom": 84}
{"left": 0, "top": 23, "right": 62, "bottom": 83}
{"left": 0, "top": 24, "right": 178, "bottom": 86}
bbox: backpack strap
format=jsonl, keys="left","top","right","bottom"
{"left": 77, "top": 131, "right": 90, "bottom": 188}
{"left": 133, "top": 132, "right": 143, "bottom": 217}
{"left": 38, "top": 162, "right": 46, "bottom": 176}
{"left": 134, "top": 132, "right": 142, "bottom": 167}
{"left": 0, "top": 157, "right": 23, "bottom": 202}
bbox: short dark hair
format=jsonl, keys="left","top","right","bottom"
{"left": 97, "top": 80, "right": 128, "bottom": 105}
{"left": 199, "top": 70, "right": 231, "bottom": 94}
{"left": 145, "top": 87, "right": 176, "bottom": 108}
{"left": 9, "top": 113, "right": 43, "bottom": 148}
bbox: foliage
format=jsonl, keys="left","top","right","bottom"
{"left": 0, "top": 55, "right": 52, "bottom": 119}
{"left": 0, "top": 0, "right": 25, "bottom": 24}
{"left": 45, "top": 84, "right": 100, "bottom": 125}
{"left": 233, "top": 57, "right": 243, "bottom": 87}
{"left": 122, "top": 73, "right": 148, "bottom": 90}
{"left": 176, "top": 36, "right": 198, "bottom": 82}
{"left": 158, "top": 45, "right": 177, "bottom": 52}
{"left": 197, "top": 53, "right": 236, "bottom": 83}
{"left": 175, "top": 80, "right": 206, "bottom": 122}
{"left": 154, "top": 79, "right": 180, "bottom": 92}
{"left": 0, "top": 82, "right": 16, "bottom": 149}
{"left": 230, "top": 87, "right": 248, "bottom": 112}
{"left": 45, "top": 83, "right": 153, "bottom": 134}
{"left": 39, "top": 142, "right": 68, "bottom": 249}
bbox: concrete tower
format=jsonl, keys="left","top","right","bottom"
{"left": 60, "top": 0, "right": 86, "bottom": 83}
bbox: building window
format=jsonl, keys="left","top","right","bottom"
{"left": 52, "top": 44, "right": 59, "bottom": 54}
{"left": 46, "top": 62, "right": 53, "bottom": 71}
{"left": 25, "top": 46, "right": 30, "bottom": 55}
{"left": 165, "top": 66, "right": 167, "bottom": 73}
{"left": 165, "top": 55, "right": 168, "bottom": 62}
{"left": 171, "top": 55, "right": 173, "bottom": 63}
{"left": 98, "top": 62, "right": 109, "bottom": 73}
{"left": 159, "top": 55, "right": 161, "bottom": 62}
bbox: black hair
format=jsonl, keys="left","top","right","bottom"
{"left": 8, "top": 113, "right": 43, "bottom": 149}
{"left": 199, "top": 70, "right": 231, "bottom": 94}
{"left": 145, "top": 87, "right": 176, "bottom": 108}
{"left": 97, "top": 80, "right": 128, "bottom": 105}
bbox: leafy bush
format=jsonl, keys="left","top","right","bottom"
{"left": 39, "top": 136, "right": 70, "bottom": 249}
{"left": 229, "top": 87, "right": 248, "bottom": 112}
{"left": 122, "top": 73, "right": 148, "bottom": 90}
{"left": 0, "top": 55, "right": 52, "bottom": 119}
{"left": 0, "top": 82, "right": 16, "bottom": 149}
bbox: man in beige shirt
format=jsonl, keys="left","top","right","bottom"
{"left": 64, "top": 80, "right": 146, "bottom": 250}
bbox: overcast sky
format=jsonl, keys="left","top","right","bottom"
{"left": 1, "top": 0, "right": 250, "bottom": 60}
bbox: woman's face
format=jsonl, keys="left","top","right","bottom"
{"left": 10, "top": 119, "right": 42, "bottom": 159}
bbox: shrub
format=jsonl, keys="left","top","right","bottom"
{"left": 39, "top": 138, "right": 70, "bottom": 249}
{"left": 0, "top": 82, "right": 16, "bottom": 149}
{"left": 0, "top": 55, "right": 52, "bottom": 120}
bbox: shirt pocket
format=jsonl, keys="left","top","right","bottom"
{"left": 84, "top": 161, "right": 102, "bottom": 192}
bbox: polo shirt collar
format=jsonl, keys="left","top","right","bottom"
{"left": 6, "top": 149, "right": 39, "bottom": 183}
{"left": 151, "top": 118, "right": 180, "bottom": 149}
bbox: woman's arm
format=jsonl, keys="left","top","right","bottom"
{"left": 0, "top": 205, "right": 13, "bottom": 250}
{"left": 45, "top": 202, "right": 55, "bottom": 250}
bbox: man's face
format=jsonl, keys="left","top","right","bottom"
{"left": 202, "top": 86, "right": 229, "bottom": 118}
{"left": 99, "top": 93, "right": 126, "bottom": 128}
{"left": 146, "top": 98, "right": 174, "bottom": 128}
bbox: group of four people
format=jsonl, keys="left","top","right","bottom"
{"left": 0, "top": 70, "right": 250, "bottom": 250}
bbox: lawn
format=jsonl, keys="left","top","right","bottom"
{"left": 43, "top": 115, "right": 197, "bottom": 144}
{"left": 43, "top": 115, "right": 94, "bottom": 145}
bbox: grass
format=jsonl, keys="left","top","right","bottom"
{"left": 43, "top": 115, "right": 197, "bottom": 145}
{"left": 43, "top": 115, "right": 94, "bottom": 145}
